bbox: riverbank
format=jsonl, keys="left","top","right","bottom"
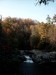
{"left": 1, "top": 50, "right": 56, "bottom": 64}
{"left": 28, "top": 50, "right": 56, "bottom": 64}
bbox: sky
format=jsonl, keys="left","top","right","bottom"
{"left": 0, "top": 0, "right": 56, "bottom": 22}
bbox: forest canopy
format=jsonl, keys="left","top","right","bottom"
{"left": 0, "top": 15, "right": 56, "bottom": 51}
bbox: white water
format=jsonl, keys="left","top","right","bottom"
{"left": 24, "top": 55, "right": 34, "bottom": 63}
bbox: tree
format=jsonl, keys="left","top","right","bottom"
{"left": 35, "top": 0, "right": 54, "bottom": 5}
{"left": 0, "top": 15, "right": 2, "bottom": 37}
{"left": 46, "top": 15, "right": 51, "bottom": 24}
{"left": 30, "top": 25, "right": 40, "bottom": 49}
{"left": 52, "top": 14, "right": 56, "bottom": 23}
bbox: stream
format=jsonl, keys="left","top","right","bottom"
{"left": 1, "top": 55, "right": 56, "bottom": 75}
{"left": 18, "top": 55, "right": 56, "bottom": 75}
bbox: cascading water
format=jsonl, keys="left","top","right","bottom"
{"left": 24, "top": 55, "right": 34, "bottom": 63}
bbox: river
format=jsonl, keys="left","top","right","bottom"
{"left": 18, "top": 55, "right": 56, "bottom": 75}
{"left": 1, "top": 55, "right": 56, "bottom": 75}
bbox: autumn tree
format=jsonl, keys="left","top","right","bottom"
{"left": 30, "top": 25, "right": 40, "bottom": 49}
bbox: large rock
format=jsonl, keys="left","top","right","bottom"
{"left": 30, "top": 50, "right": 56, "bottom": 64}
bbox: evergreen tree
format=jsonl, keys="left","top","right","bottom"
{"left": 46, "top": 15, "right": 51, "bottom": 24}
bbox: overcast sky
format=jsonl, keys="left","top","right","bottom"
{"left": 0, "top": 0, "right": 56, "bottom": 22}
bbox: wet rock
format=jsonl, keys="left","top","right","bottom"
{"left": 31, "top": 50, "right": 56, "bottom": 64}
